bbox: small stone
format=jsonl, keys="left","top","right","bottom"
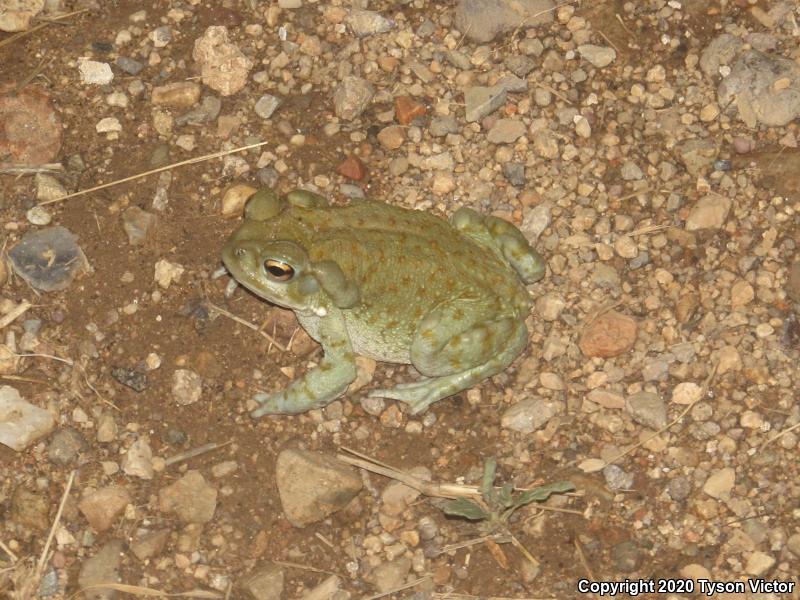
{"left": 579, "top": 311, "right": 637, "bottom": 358}
{"left": 744, "top": 551, "right": 775, "bottom": 576}
{"left": 275, "top": 448, "right": 363, "bottom": 527}
{"left": 121, "top": 206, "right": 156, "bottom": 245}
{"left": 703, "top": 467, "right": 735, "bottom": 499}
{"left": 536, "top": 293, "right": 565, "bottom": 321}
{"left": 670, "top": 382, "right": 702, "bottom": 405}
{"left": 115, "top": 56, "right": 144, "bottom": 75}
{"left": 332, "top": 76, "right": 374, "bottom": 121}
{"left": 586, "top": 389, "right": 625, "bottom": 409}
{"left": 96, "top": 117, "right": 121, "bottom": 133}
{"left": 730, "top": 280, "right": 754, "bottom": 308}
{"left": 377, "top": 125, "right": 405, "bottom": 150}
{"left": 177, "top": 95, "right": 221, "bottom": 126}
{"left": 430, "top": 115, "right": 459, "bottom": 137}
{"left": 34, "top": 173, "right": 66, "bottom": 202}
{"left": 394, "top": 95, "right": 426, "bottom": 125}
{"left": 111, "top": 366, "right": 147, "bottom": 392}
{"left": 243, "top": 564, "right": 285, "bottom": 600}
{"left": 337, "top": 155, "right": 367, "bottom": 181}
{"left": 505, "top": 55, "right": 536, "bottom": 77}
{"left": 699, "top": 33, "right": 743, "bottom": 77}
{"left": 222, "top": 183, "right": 257, "bottom": 216}
{"left": 521, "top": 202, "right": 551, "bottom": 240}
{"left": 502, "top": 162, "right": 525, "bottom": 187}
{"left": 254, "top": 94, "right": 281, "bottom": 119}
{"left": 685, "top": 194, "right": 732, "bottom": 230}
{"left": 47, "top": 427, "right": 86, "bottom": 465}
{"left": 788, "top": 261, "right": 800, "bottom": 301}
{"left": 0, "top": 85, "right": 62, "bottom": 167}
{"left": 454, "top": 0, "right": 555, "bottom": 43}
{"left": 78, "top": 60, "right": 113, "bottom": 85}
{"left": 0, "top": 385, "right": 54, "bottom": 451}
{"left": 79, "top": 486, "right": 131, "bottom": 532}
{"left": 192, "top": 26, "right": 253, "bottom": 96}
{"left": 531, "top": 128, "right": 559, "bottom": 159}
{"left": 577, "top": 44, "right": 616, "bottom": 68}
{"left": 0, "top": 0, "right": 45, "bottom": 32}
{"left": 368, "top": 557, "right": 412, "bottom": 593}
{"left": 10, "top": 487, "right": 49, "bottom": 531}
{"left": 717, "top": 345, "right": 742, "bottom": 374}
{"left": 574, "top": 115, "right": 591, "bottom": 138}
{"left": 78, "top": 540, "right": 123, "bottom": 600}
{"left": 625, "top": 391, "right": 667, "bottom": 430}
{"left": 620, "top": 161, "right": 643, "bottom": 181}
{"left": 501, "top": 398, "right": 562, "bottom": 433}
{"left": 611, "top": 540, "right": 641, "bottom": 573}
{"left": 149, "top": 25, "right": 172, "bottom": 47}
{"left": 346, "top": 9, "right": 394, "bottom": 37}
{"left": 151, "top": 82, "right": 201, "bottom": 108}
{"left": 96, "top": 413, "right": 117, "bottom": 443}
{"left": 159, "top": 470, "right": 217, "bottom": 524}
{"left": 614, "top": 236, "right": 638, "bottom": 259}
{"left": 301, "top": 575, "right": 342, "bottom": 600}
{"left": 172, "top": 369, "right": 202, "bottom": 405}
{"left": 130, "top": 529, "right": 170, "bottom": 562}
{"left": 603, "top": 464, "right": 634, "bottom": 490}
{"left": 464, "top": 86, "right": 506, "bottom": 123}
{"left": 676, "top": 138, "right": 718, "bottom": 176}
{"left": 667, "top": 477, "right": 692, "bottom": 502}
{"left": 487, "top": 118, "right": 526, "bottom": 144}
{"left": 540, "top": 372, "right": 564, "bottom": 390}
{"left": 154, "top": 259, "right": 184, "bottom": 289}
{"left": 122, "top": 436, "right": 154, "bottom": 479}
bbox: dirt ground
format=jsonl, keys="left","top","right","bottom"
{"left": 1, "top": 0, "right": 799, "bottom": 599}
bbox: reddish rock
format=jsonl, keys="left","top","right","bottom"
{"left": 394, "top": 95, "right": 426, "bottom": 125}
{"left": 579, "top": 310, "right": 637, "bottom": 358}
{"left": 0, "top": 84, "right": 62, "bottom": 167}
{"left": 336, "top": 155, "right": 367, "bottom": 181}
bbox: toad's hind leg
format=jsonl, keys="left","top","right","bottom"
{"left": 368, "top": 301, "right": 528, "bottom": 414}
{"left": 451, "top": 207, "right": 546, "bottom": 284}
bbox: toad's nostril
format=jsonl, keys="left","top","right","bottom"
{"left": 235, "top": 247, "right": 245, "bottom": 257}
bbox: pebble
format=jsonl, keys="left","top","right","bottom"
{"left": 377, "top": 125, "right": 405, "bottom": 150}
{"left": 177, "top": 95, "right": 221, "bottom": 125}
{"left": 670, "top": 382, "right": 702, "bottom": 405}
{"left": 78, "top": 540, "right": 123, "bottom": 600}
{"left": 703, "top": 467, "right": 735, "bottom": 499}
{"left": 332, "top": 76, "right": 374, "bottom": 121}
{"left": 96, "top": 117, "right": 121, "bottom": 133}
{"left": 172, "top": 369, "right": 202, "bottom": 405}
{"left": 536, "top": 293, "right": 565, "bottom": 321}
{"left": 667, "top": 476, "right": 692, "bottom": 502}
{"left": 151, "top": 82, "right": 201, "bottom": 108}
{"left": 620, "top": 161, "right": 644, "bottom": 181}
{"left": 159, "top": 470, "right": 218, "bottom": 523}
{"left": 47, "top": 427, "right": 87, "bottom": 465}
{"left": 611, "top": 541, "right": 641, "bottom": 573}
{"left": 254, "top": 94, "right": 281, "bottom": 119}
{"left": 464, "top": 86, "right": 506, "bottom": 123}
{"left": 730, "top": 280, "right": 754, "bottom": 308}
{"left": 275, "top": 448, "right": 363, "bottom": 527}
{"left": 34, "top": 172, "right": 66, "bottom": 202}
{"left": 192, "top": 26, "right": 253, "bottom": 96}
{"left": 78, "top": 60, "right": 113, "bottom": 85}
{"left": 121, "top": 206, "right": 156, "bottom": 245}
{"left": 122, "top": 436, "right": 154, "bottom": 479}
{"left": 717, "top": 345, "right": 742, "bottom": 374}
{"left": 222, "top": 183, "right": 257, "bottom": 216}
{"left": 369, "top": 557, "right": 412, "bottom": 593}
{"left": 577, "top": 44, "right": 616, "bottom": 68}
{"left": 700, "top": 33, "right": 743, "bottom": 77}
{"left": 25, "top": 205, "right": 52, "bottom": 226}
{"left": 486, "top": 118, "right": 526, "bottom": 144}
{"left": 116, "top": 55, "right": 144, "bottom": 75}
{"left": 676, "top": 138, "right": 718, "bottom": 176}
{"left": 243, "top": 564, "right": 285, "bottom": 600}
{"left": 0, "top": 0, "right": 44, "bottom": 32}
{"left": 501, "top": 398, "right": 562, "bottom": 433}
{"left": 521, "top": 202, "right": 552, "bottom": 240}
{"left": 454, "top": 0, "right": 555, "bottom": 43}
{"left": 685, "top": 194, "right": 732, "bottom": 230}
{"left": 744, "top": 551, "right": 775, "bottom": 576}
{"left": 153, "top": 259, "right": 184, "bottom": 289}
{"left": 430, "top": 115, "right": 459, "bottom": 137}
{"left": 531, "top": 128, "right": 559, "bottom": 159}
{"left": 79, "top": 486, "right": 131, "bottom": 532}
{"left": 337, "top": 155, "right": 368, "bottom": 180}
{"left": 579, "top": 310, "right": 637, "bottom": 358}
{"left": 502, "top": 162, "right": 525, "bottom": 187}
{"left": 111, "top": 366, "right": 147, "bottom": 392}
{"left": 603, "top": 464, "right": 634, "bottom": 490}
{"left": 346, "top": 9, "right": 394, "bottom": 37}
{"left": 586, "top": 389, "right": 625, "bottom": 409}
{"left": 130, "top": 529, "right": 170, "bottom": 562}
{"left": 394, "top": 95, "right": 426, "bottom": 125}
{"left": 0, "top": 385, "right": 55, "bottom": 451}
{"left": 625, "top": 391, "right": 667, "bottom": 430}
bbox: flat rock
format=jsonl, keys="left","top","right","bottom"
{"left": 625, "top": 391, "right": 667, "bottom": 430}
{"left": 130, "top": 528, "right": 170, "bottom": 561}
{"left": 79, "top": 486, "right": 131, "bottom": 532}
{"left": 670, "top": 382, "right": 703, "bottom": 405}
{"left": 579, "top": 310, "right": 637, "bottom": 358}
{"left": 454, "top": 0, "right": 555, "bottom": 43}
{"left": 159, "top": 470, "right": 218, "bottom": 524}
{"left": 254, "top": 94, "right": 281, "bottom": 119}
{"left": 151, "top": 82, "right": 201, "bottom": 108}
{"left": 0, "top": 385, "right": 54, "bottom": 451}
{"left": 47, "top": 427, "right": 87, "bottom": 465}
{"left": 193, "top": 26, "right": 253, "bottom": 96}
{"left": 0, "top": 84, "right": 62, "bottom": 167}
{"left": 0, "top": 0, "right": 44, "bottom": 32}
{"left": 121, "top": 206, "right": 156, "bottom": 245}
{"left": 577, "top": 44, "right": 616, "bottom": 68}
{"left": 332, "top": 76, "right": 374, "bottom": 121}
{"left": 703, "top": 467, "right": 735, "bottom": 499}
{"left": 487, "top": 118, "right": 526, "bottom": 143}
{"left": 464, "top": 85, "right": 506, "bottom": 123}
{"left": 78, "top": 60, "right": 113, "bottom": 85}
{"left": 9, "top": 226, "right": 88, "bottom": 292}
{"left": 172, "top": 369, "right": 202, "bottom": 405}
{"left": 500, "top": 398, "right": 562, "bottom": 433}
{"left": 275, "top": 448, "right": 363, "bottom": 527}
{"left": 243, "top": 564, "right": 285, "bottom": 600}
{"left": 718, "top": 50, "right": 800, "bottom": 127}
{"left": 368, "top": 557, "right": 412, "bottom": 593}
{"left": 685, "top": 194, "right": 732, "bottom": 230}
{"left": 346, "top": 9, "right": 394, "bottom": 37}
{"left": 78, "top": 540, "right": 123, "bottom": 600}
{"left": 675, "top": 138, "right": 718, "bottom": 176}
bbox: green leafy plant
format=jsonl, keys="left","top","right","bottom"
{"left": 442, "top": 457, "right": 574, "bottom": 531}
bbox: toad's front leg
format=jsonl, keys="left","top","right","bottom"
{"left": 251, "top": 309, "right": 356, "bottom": 417}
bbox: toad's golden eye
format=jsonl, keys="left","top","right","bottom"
{"left": 264, "top": 259, "right": 294, "bottom": 281}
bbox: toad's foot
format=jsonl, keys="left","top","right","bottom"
{"left": 251, "top": 390, "right": 328, "bottom": 417}
{"left": 368, "top": 369, "right": 483, "bottom": 415}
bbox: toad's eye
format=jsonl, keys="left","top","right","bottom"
{"left": 264, "top": 259, "right": 294, "bottom": 281}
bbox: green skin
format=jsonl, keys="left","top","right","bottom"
{"left": 222, "top": 188, "right": 546, "bottom": 417}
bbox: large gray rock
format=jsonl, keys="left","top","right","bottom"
{"left": 275, "top": 449, "right": 362, "bottom": 527}
{"left": 718, "top": 50, "right": 800, "bottom": 127}
{"left": 454, "top": 0, "right": 555, "bottom": 43}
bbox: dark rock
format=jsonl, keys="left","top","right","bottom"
{"left": 47, "top": 427, "right": 87, "bottom": 465}
{"left": 111, "top": 367, "right": 148, "bottom": 392}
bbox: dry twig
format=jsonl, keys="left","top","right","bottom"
{"left": 206, "top": 301, "right": 286, "bottom": 351}
{"left": 164, "top": 441, "right": 230, "bottom": 467}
